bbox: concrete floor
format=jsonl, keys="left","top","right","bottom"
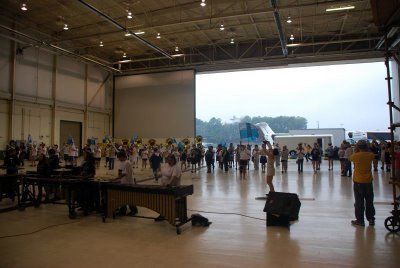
{"left": 0, "top": 159, "right": 399, "bottom": 268}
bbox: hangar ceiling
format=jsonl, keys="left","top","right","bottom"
{"left": 0, "top": 0, "right": 399, "bottom": 73}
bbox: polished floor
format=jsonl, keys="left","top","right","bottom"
{"left": 0, "top": 159, "right": 399, "bottom": 268}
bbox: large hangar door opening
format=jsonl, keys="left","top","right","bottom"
{"left": 114, "top": 70, "right": 195, "bottom": 139}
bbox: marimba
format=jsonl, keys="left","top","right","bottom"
{"left": 105, "top": 183, "right": 194, "bottom": 234}
{"left": 20, "top": 176, "right": 108, "bottom": 219}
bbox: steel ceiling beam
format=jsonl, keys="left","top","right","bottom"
{"left": 77, "top": 0, "right": 173, "bottom": 60}
{"left": 270, "top": 0, "right": 288, "bottom": 57}
{"left": 0, "top": 24, "right": 121, "bottom": 73}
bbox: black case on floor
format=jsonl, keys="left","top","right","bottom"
{"left": 266, "top": 213, "right": 290, "bottom": 227}
{"left": 263, "top": 192, "right": 301, "bottom": 223}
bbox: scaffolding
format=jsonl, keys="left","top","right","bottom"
{"left": 384, "top": 34, "right": 400, "bottom": 233}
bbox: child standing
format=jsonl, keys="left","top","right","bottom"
{"left": 281, "top": 145, "right": 289, "bottom": 173}
{"left": 205, "top": 146, "right": 215, "bottom": 173}
{"left": 149, "top": 148, "right": 162, "bottom": 181}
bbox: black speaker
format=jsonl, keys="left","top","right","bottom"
{"left": 263, "top": 192, "right": 301, "bottom": 222}
{"left": 266, "top": 213, "right": 290, "bottom": 228}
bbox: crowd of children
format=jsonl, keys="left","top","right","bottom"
{"left": 2, "top": 138, "right": 399, "bottom": 196}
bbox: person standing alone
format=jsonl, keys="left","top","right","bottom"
{"left": 349, "top": 140, "right": 375, "bottom": 227}
{"left": 265, "top": 141, "right": 275, "bottom": 192}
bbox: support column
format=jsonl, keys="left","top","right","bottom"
{"left": 51, "top": 55, "right": 57, "bottom": 145}
{"left": 84, "top": 65, "right": 89, "bottom": 145}
{"left": 8, "top": 40, "right": 16, "bottom": 141}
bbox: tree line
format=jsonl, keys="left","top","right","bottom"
{"left": 196, "top": 116, "right": 308, "bottom": 144}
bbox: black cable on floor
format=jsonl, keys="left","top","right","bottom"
{"left": 0, "top": 220, "right": 82, "bottom": 239}
{"left": 0, "top": 209, "right": 266, "bottom": 239}
{"left": 188, "top": 209, "right": 266, "bottom": 221}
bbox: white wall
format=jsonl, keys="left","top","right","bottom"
{"left": 114, "top": 70, "right": 195, "bottom": 139}
{"left": 0, "top": 36, "right": 112, "bottom": 149}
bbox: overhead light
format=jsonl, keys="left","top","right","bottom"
{"left": 156, "top": 33, "right": 161, "bottom": 39}
{"left": 175, "top": 46, "right": 179, "bottom": 52}
{"left": 117, "top": 60, "right": 132, "bottom": 64}
{"left": 230, "top": 38, "right": 235, "bottom": 44}
{"left": 134, "top": 31, "right": 145, "bottom": 35}
{"left": 326, "top": 5, "right": 355, "bottom": 12}
{"left": 287, "top": 43, "right": 301, "bottom": 47}
{"left": 123, "top": 52, "right": 127, "bottom": 58}
{"left": 220, "top": 24, "right": 225, "bottom": 31}
{"left": 172, "top": 54, "right": 184, "bottom": 57}
{"left": 286, "top": 16, "right": 292, "bottom": 23}
{"left": 127, "top": 11, "right": 132, "bottom": 19}
{"left": 290, "top": 34, "right": 294, "bottom": 41}
{"left": 63, "top": 24, "right": 69, "bottom": 30}
{"left": 125, "top": 31, "right": 131, "bottom": 36}
{"left": 200, "top": 0, "right": 206, "bottom": 7}
{"left": 21, "top": 3, "right": 27, "bottom": 11}
{"left": 99, "top": 41, "right": 104, "bottom": 47}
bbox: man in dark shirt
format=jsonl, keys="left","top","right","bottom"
{"left": 4, "top": 147, "right": 19, "bottom": 175}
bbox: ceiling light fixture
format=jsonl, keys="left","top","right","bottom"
{"left": 134, "top": 31, "right": 145, "bottom": 35}
{"left": 220, "top": 24, "right": 225, "bottom": 31}
{"left": 125, "top": 31, "right": 131, "bottom": 36}
{"left": 99, "top": 41, "right": 104, "bottom": 47}
{"left": 156, "top": 33, "right": 161, "bottom": 39}
{"left": 63, "top": 24, "right": 69, "bottom": 30}
{"left": 286, "top": 16, "right": 292, "bottom": 23}
{"left": 21, "top": 3, "right": 27, "bottom": 11}
{"left": 230, "top": 38, "right": 235, "bottom": 44}
{"left": 127, "top": 11, "right": 132, "bottom": 19}
{"left": 290, "top": 34, "right": 294, "bottom": 41}
{"left": 326, "top": 5, "right": 355, "bottom": 12}
{"left": 200, "top": 0, "right": 206, "bottom": 7}
{"left": 175, "top": 46, "right": 179, "bottom": 52}
{"left": 123, "top": 52, "right": 127, "bottom": 58}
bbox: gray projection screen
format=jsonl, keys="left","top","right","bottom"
{"left": 114, "top": 70, "right": 195, "bottom": 139}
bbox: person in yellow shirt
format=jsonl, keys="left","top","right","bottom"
{"left": 349, "top": 140, "right": 375, "bottom": 227}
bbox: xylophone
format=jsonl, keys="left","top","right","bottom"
{"left": 105, "top": 183, "right": 194, "bottom": 234}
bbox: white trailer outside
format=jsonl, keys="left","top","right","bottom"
{"left": 274, "top": 134, "right": 333, "bottom": 158}
{"left": 288, "top": 128, "right": 345, "bottom": 147}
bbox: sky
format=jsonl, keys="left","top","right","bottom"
{"left": 196, "top": 61, "right": 390, "bottom": 132}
